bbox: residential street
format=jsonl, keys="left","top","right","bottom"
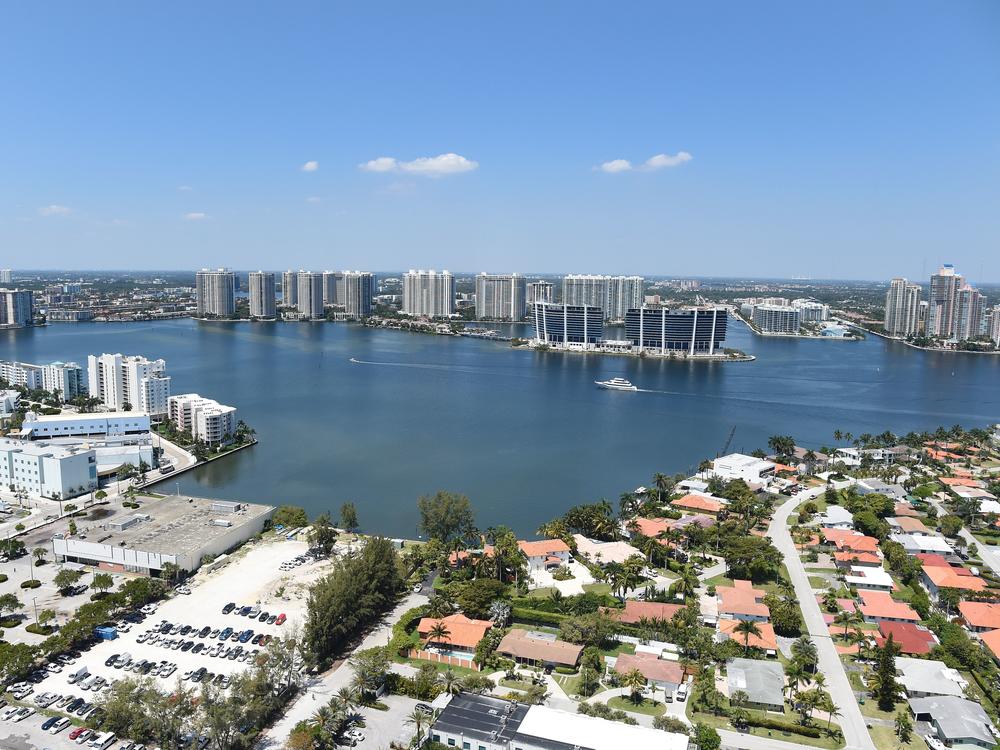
{"left": 927, "top": 497, "right": 1000, "bottom": 577}
{"left": 768, "top": 487, "right": 876, "bottom": 750}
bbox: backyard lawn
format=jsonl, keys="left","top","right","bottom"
{"left": 607, "top": 696, "right": 666, "bottom": 717}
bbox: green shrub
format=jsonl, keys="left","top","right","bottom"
{"left": 0, "top": 574, "right": 7, "bottom": 583}
{"left": 511, "top": 607, "right": 569, "bottom": 626}
{"left": 25, "top": 623, "right": 53, "bottom": 635}
{"left": 554, "top": 666, "right": 576, "bottom": 675}
{"left": 20, "top": 579, "right": 41, "bottom": 589}
{"left": 745, "top": 716, "right": 822, "bottom": 738}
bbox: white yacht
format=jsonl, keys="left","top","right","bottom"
{"left": 595, "top": 377, "right": 638, "bottom": 391}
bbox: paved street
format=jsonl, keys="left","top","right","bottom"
{"left": 768, "top": 487, "right": 875, "bottom": 750}
{"left": 927, "top": 497, "right": 1000, "bottom": 577}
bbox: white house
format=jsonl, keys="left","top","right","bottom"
{"left": 818, "top": 505, "right": 855, "bottom": 529}
{"left": 710, "top": 453, "right": 775, "bottom": 484}
{"left": 518, "top": 539, "right": 571, "bottom": 573}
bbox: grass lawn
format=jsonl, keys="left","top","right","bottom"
{"left": 867, "top": 724, "right": 927, "bottom": 750}
{"left": 397, "top": 658, "right": 481, "bottom": 676}
{"left": 688, "top": 708, "right": 845, "bottom": 750}
{"left": 808, "top": 575, "right": 832, "bottom": 589}
{"left": 511, "top": 622, "right": 559, "bottom": 635}
{"left": 525, "top": 586, "right": 558, "bottom": 598}
{"left": 599, "top": 641, "right": 636, "bottom": 658}
{"left": 499, "top": 678, "right": 535, "bottom": 691}
{"left": 553, "top": 672, "right": 584, "bottom": 696}
{"left": 582, "top": 582, "right": 612, "bottom": 595}
{"left": 607, "top": 696, "right": 666, "bottom": 717}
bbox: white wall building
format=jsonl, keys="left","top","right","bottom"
{"left": 88, "top": 353, "right": 171, "bottom": 417}
{"left": 606, "top": 276, "right": 644, "bottom": 321}
{"left": 296, "top": 271, "right": 325, "bottom": 319}
{"left": 711, "top": 453, "right": 776, "bottom": 483}
{"left": 0, "top": 270, "right": 11, "bottom": 284}
{"left": 168, "top": 393, "right": 237, "bottom": 445}
{"left": 281, "top": 270, "right": 298, "bottom": 306}
{"left": 885, "top": 278, "right": 923, "bottom": 337}
{"left": 342, "top": 271, "right": 375, "bottom": 318}
{"left": 0, "top": 390, "right": 20, "bottom": 421}
{"left": 0, "top": 437, "right": 97, "bottom": 499}
{"left": 20, "top": 411, "right": 150, "bottom": 440}
{"left": 0, "top": 289, "right": 33, "bottom": 328}
{"left": 752, "top": 304, "right": 801, "bottom": 333}
{"left": 0, "top": 359, "right": 84, "bottom": 397}
{"left": 195, "top": 268, "right": 236, "bottom": 318}
{"left": 526, "top": 281, "right": 554, "bottom": 305}
{"left": 248, "top": 271, "right": 276, "bottom": 319}
{"left": 402, "top": 270, "right": 455, "bottom": 317}
{"left": 475, "top": 273, "right": 526, "bottom": 320}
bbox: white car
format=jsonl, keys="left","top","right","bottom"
{"left": 6, "top": 681, "right": 30, "bottom": 693}
{"left": 49, "top": 717, "right": 71, "bottom": 734}
{"left": 674, "top": 683, "right": 688, "bottom": 702}
{"left": 116, "top": 621, "right": 132, "bottom": 632}
{"left": 47, "top": 662, "right": 63, "bottom": 673}
{"left": 141, "top": 603, "right": 158, "bottom": 614}
{"left": 1, "top": 706, "right": 19, "bottom": 721}
{"left": 75, "top": 729, "right": 94, "bottom": 744}
{"left": 12, "top": 686, "right": 33, "bottom": 700}
{"left": 14, "top": 707, "right": 36, "bottom": 722}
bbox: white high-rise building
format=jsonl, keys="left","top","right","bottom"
{"left": 884, "top": 278, "right": 922, "bottom": 337}
{"left": 927, "top": 265, "right": 962, "bottom": 338}
{"left": 195, "top": 269, "right": 236, "bottom": 318}
{"left": 475, "top": 273, "right": 526, "bottom": 321}
{"left": 342, "top": 272, "right": 375, "bottom": 318}
{"left": 752, "top": 305, "right": 801, "bottom": 333}
{"left": 322, "top": 271, "right": 344, "bottom": 306}
{"left": 281, "top": 270, "right": 298, "bottom": 306}
{"left": 402, "top": 270, "right": 455, "bottom": 317}
{"left": 0, "top": 270, "right": 12, "bottom": 284}
{"left": 526, "top": 281, "right": 554, "bottom": 305}
{"left": 0, "top": 289, "right": 33, "bottom": 328}
{"left": 606, "top": 276, "right": 644, "bottom": 321}
{"left": 990, "top": 305, "right": 1000, "bottom": 346}
{"left": 954, "top": 284, "right": 986, "bottom": 341}
{"left": 562, "top": 275, "right": 609, "bottom": 311}
{"left": 297, "top": 272, "right": 325, "bottom": 319}
{"left": 168, "top": 393, "right": 237, "bottom": 445}
{"left": 87, "top": 353, "right": 171, "bottom": 417}
{"left": 0, "top": 360, "right": 83, "bottom": 398}
{"left": 248, "top": 271, "right": 276, "bottom": 319}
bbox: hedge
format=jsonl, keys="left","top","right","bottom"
{"left": 20, "top": 579, "right": 41, "bottom": 589}
{"left": 744, "top": 716, "right": 822, "bottom": 738}
{"left": 387, "top": 605, "right": 429, "bottom": 657}
{"left": 511, "top": 607, "right": 569, "bottom": 626}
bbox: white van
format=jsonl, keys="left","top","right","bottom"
{"left": 88, "top": 731, "right": 116, "bottom": 749}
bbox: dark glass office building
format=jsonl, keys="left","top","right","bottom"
{"left": 532, "top": 303, "right": 604, "bottom": 344}
{"left": 625, "top": 307, "right": 728, "bottom": 354}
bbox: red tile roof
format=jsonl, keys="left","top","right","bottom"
{"left": 893, "top": 503, "right": 921, "bottom": 517}
{"left": 874, "top": 622, "right": 937, "bottom": 655}
{"left": 915, "top": 553, "right": 951, "bottom": 568}
{"left": 982, "top": 629, "right": 1000, "bottom": 662}
{"left": 922, "top": 565, "right": 987, "bottom": 592}
{"left": 821, "top": 528, "right": 880, "bottom": 553}
{"left": 417, "top": 613, "right": 492, "bottom": 649}
{"left": 614, "top": 652, "right": 685, "bottom": 685}
{"left": 631, "top": 518, "right": 671, "bottom": 538}
{"left": 603, "top": 600, "right": 685, "bottom": 624}
{"left": 671, "top": 494, "right": 724, "bottom": 514}
{"left": 518, "top": 539, "right": 570, "bottom": 558}
{"left": 958, "top": 601, "right": 1000, "bottom": 630}
{"left": 833, "top": 551, "right": 882, "bottom": 566}
{"left": 718, "top": 619, "right": 778, "bottom": 651}
{"left": 858, "top": 591, "right": 919, "bottom": 622}
{"left": 940, "top": 476, "right": 984, "bottom": 488}
{"left": 717, "top": 580, "right": 770, "bottom": 619}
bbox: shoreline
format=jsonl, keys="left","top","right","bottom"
{"left": 519, "top": 343, "right": 755, "bottom": 363}
{"left": 733, "top": 313, "right": 860, "bottom": 341}
{"left": 848, "top": 323, "right": 1000, "bottom": 355}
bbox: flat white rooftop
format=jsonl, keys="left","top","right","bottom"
{"left": 517, "top": 705, "right": 689, "bottom": 750}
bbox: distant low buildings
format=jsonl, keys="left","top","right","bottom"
{"left": 19, "top": 411, "right": 150, "bottom": 440}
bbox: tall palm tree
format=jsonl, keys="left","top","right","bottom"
{"left": 791, "top": 636, "right": 818, "bottom": 672}
{"left": 622, "top": 668, "right": 647, "bottom": 705}
{"left": 821, "top": 693, "right": 842, "bottom": 730}
{"left": 426, "top": 622, "right": 451, "bottom": 648}
{"left": 439, "top": 668, "right": 463, "bottom": 695}
{"left": 784, "top": 660, "right": 807, "bottom": 700}
{"left": 405, "top": 708, "right": 430, "bottom": 745}
{"left": 733, "top": 619, "right": 761, "bottom": 655}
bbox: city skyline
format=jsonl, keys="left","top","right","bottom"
{"left": 2, "top": 3, "right": 999, "bottom": 279}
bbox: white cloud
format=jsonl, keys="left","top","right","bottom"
{"left": 596, "top": 151, "right": 693, "bottom": 173}
{"left": 183, "top": 212, "right": 208, "bottom": 221}
{"left": 597, "top": 159, "right": 633, "bottom": 173}
{"left": 301, "top": 160, "right": 319, "bottom": 172}
{"left": 38, "top": 204, "right": 72, "bottom": 216}
{"left": 306, "top": 196, "right": 321, "bottom": 204}
{"left": 177, "top": 185, "right": 193, "bottom": 191}
{"left": 641, "top": 151, "right": 693, "bottom": 170}
{"left": 359, "top": 153, "right": 478, "bottom": 177}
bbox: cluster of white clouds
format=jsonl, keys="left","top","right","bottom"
{"left": 183, "top": 212, "right": 208, "bottom": 221}
{"left": 358, "top": 153, "right": 479, "bottom": 177}
{"left": 300, "top": 160, "right": 319, "bottom": 172}
{"left": 596, "top": 151, "right": 693, "bottom": 173}
{"left": 38, "top": 204, "right": 71, "bottom": 216}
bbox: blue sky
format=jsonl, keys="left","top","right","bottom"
{"left": 2, "top": 2, "right": 998, "bottom": 281}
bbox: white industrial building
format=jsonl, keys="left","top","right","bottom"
{"left": 19, "top": 411, "right": 151, "bottom": 440}
{"left": 0, "top": 438, "right": 98, "bottom": 499}
{"left": 51, "top": 497, "right": 274, "bottom": 574}
{"left": 87, "top": 353, "right": 171, "bottom": 417}
{"left": 168, "top": 393, "right": 237, "bottom": 445}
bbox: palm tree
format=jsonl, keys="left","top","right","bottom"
{"left": 622, "top": 668, "right": 646, "bottom": 705}
{"left": 822, "top": 693, "right": 842, "bottom": 730}
{"left": 821, "top": 589, "right": 840, "bottom": 613}
{"left": 811, "top": 672, "right": 827, "bottom": 691}
{"left": 733, "top": 619, "right": 761, "bottom": 655}
{"left": 335, "top": 686, "right": 356, "bottom": 711}
{"left": 784, "top": 660, "right": 807, "bottom": 700}
{"left": 405, "top": 708, "right": 431, "bottom": 745}
{"left": 438, "top": 668, "right": 462, "bottom": 695}
{"left": 308, "top": 705, "right": 334, "bottom": 735}
{"left": 791, "top": 636, "right": 818, "bottom": 672}
{"left": 426, "top": 622, "right": 450, "bottom": 648}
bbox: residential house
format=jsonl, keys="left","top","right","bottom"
{"left": 603, "top": 600, "right": 685, "bottom": 625}
{"left": 858, "top": 591, "right": 920, "bottom": 624}
{"left": 573, "top": 535, "right": 643, "bottom": 565}
{"left": 833, "top": 551, "right": 882, "bottom": 569}
{"left": 982, "top": 629, "right": 1000, "bottom": 665}
{"left": 957, "top": 601, "right": 1000, "bottom": 633}
{"left": 790, "top": 446, "right": 830, "bottom": 474}
{"left": 670, "top": 494, "right": 725, "bottom": 516}
{"left": 718, "top": 619, "right": 778, "bottom": 655}
{"left": 629, "top": 517, "right": 671, "bottom": 539}
{"left": 888, "top": 516, "right": 932, "bottom": 535}
{"left": 874, "top": 622, "right": 937, "bottom": 655}
{"left": 844, "top": 565, "right": 894, "bottom": 592}
{"left": 518, "top": 539, "right": 571, "bottom": 573}
{"left": 856, "top": 478, "right": 907, "bottom": 501}
{"left": 614, "top": 652, "right": 685, "bottom": 691}
{"left": 710, "top": 453, "right": 775, "bottom": 484}
{"left": 889, "top": 532, "right": 954, "bottom": 556}
{"left": 908, "top": 696, "right": 999, "bottom": 749}
{"left": 726, "top": 658, "right": 785, "bottom": 712}
{"left": 417, "top": 613, "right": 492, "bottom": 654}
{"left": 818, "top": 505, "right": 855, "bottom": 529}
{"left": 920, "top": 565, "right": 987, "bottom": 600}
{"left": 893, "top": 502, "right": 922, "bottom": 518}
{"left": 821, "top": 528, "right": 881, "bottom": 554}
{"left": 717, "top": 580, "right": 770, "bottom": 622}
{"left": 896, "top": 657, "right": 968, "bottom": 698}
{"left": 496, "top": 629, "right": 582, "bottom": 670}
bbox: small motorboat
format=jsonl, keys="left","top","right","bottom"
{"left": 595, "top": 377, "right": 638, "bottom": 391}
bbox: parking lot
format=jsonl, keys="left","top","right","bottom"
{"left": 2, "top": 536, "right": 333, "bottom": 749}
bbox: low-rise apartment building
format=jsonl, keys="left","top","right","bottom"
{"left": 168, "top": 393, "right": 237, "bottom": 445}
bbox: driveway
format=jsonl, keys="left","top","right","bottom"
{"left": 528, "top": 560, "right": 595, "bottom": 595}
{"left": 769, "top": 488, "right": 875, "bottom": 750}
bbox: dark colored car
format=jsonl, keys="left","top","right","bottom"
{"left": 219, "top": 627, "right": 233, "bottom": 640}
{"left": 140, "top": 661, "right": 153, "bottom": 674}
{"left": 180, "top": 625, "right": 192, "bottom": 635}
{"left": 160, "top": 623, "right": 172, "bottom": 634}
{"left": 222, "top": 603, "right": 235, "bottom": 614}
{"left": 42, "top": 716, "right": 59, "bottom": 730}
{"left": 257, "top": 612, "right": 269, "bottom": 622}
{"left": 66, "top": 698, "right": 84, "bottom": 712}
{"left": 198, "top": 626, "right": 210, "bottom": 638}
{"left": 267, "top": 615, "right": 277, "bottom": 625}
{"left": 239, "top": 630, "right": 254, "bottom": 643}
{"left": 75, "top": 701, "right": 92, "bottom": 715}
{"left": 181, "top": 641, "right": 193, "bottom": 652}
{"left": 105, "top": 654, "right": 120, "bottom": 667}
{"left": 192, "top": 643, "right": 204, "bottom": 654}
{"left": 251, "top": 634, "right": 262, "bottom": 645}
{"left": 239, "top": 606, "right": 251, "bottom": 616}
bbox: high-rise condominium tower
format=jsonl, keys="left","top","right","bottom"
{"left": 561, "top": 275, "right": 644, "bottom": 321}
{"left": 297, "top": 272, "right": 324, "bottom": 319}
{"left": 248, "top": 271, "right": 276, "bottom": 319}
{"left": 884, "top": 278, "right": 922, "bottom": 337}
{"left": 195, "top": 268, "right": 235, "bottom": 318}
{"left": 342, "top": 272, "right": 375, "bottom": 318}
{"left": 927, "top": 265, "right": 962, "bottom": 338}
{"left": 0, "top": 289, "right": 33, "bottom": 328}
{"left": 475, "top": 273, "right": 527, "bottom": 321}
{"left": 402, "top": 270, "right": 455, "bottom": 317}
{"left": 526, "top": 281, "right": 554, "bottom": 305}
{"left": 282, "top": 270, "right": 298, "bottom": 306}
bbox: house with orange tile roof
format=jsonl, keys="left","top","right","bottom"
{"left": 925, "top": 448, "right": 963, "bottom": 463}
{"left": 717, "top": 580, "right": 770, "bottom": 622}
{"left": 982, "top": 628, "right": 1000, "bottom": 665}
{"left": 718, "top": 618, "right": 778, "bottom": 654}
{"left": 518, "top": 538, "right": 571, "bottom": 573}
{"left": 940, "top": 476, "right": 985, "bottom": 488}
{"left": 601, "top": 600, "right": 684, "bottom": 624}
{"left": 893, "top": 502, "right": 921, "bottom": 518}
{"left": 417, "top": 613, "right": 492, "bottom": 652}
{"left": 820, "top": 528, "right": 880, "bottom": 553}
{"left": 670, "top": 494, "right": 725, "bottom": 515}
{"left": 447, "top": 544, "right": 494, "bottom": 568}
{"left": 614, "top": 651, "right": 685, "bottom": 690}
{"left": 858, "top": 590, "right": 920, "bottom": 624}
{"left": 833, "top": 551, "right": 883, "bottom": 569}
{"left": 921, "top": 565, "right": 987, "bottom": 600}
{"left": 629, "top": 517, "right": 672, "bottom": 539}
{"left": 957, "top": 601, "right": 1000, "bottom": 633}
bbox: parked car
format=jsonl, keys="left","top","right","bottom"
{"left": 49, "top": 717, "right": 72, "bottom": 734}
{"left": 275, "top": 613, "right": 286, "bottom": 625}
{"left": 222, "top": 603, "right": 235, "bottom": 614}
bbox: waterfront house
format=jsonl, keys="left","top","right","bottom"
{"left": 908, "top": 696, "right": 999, "bottom": 749}
{"left": 628, "top": 517, "right": 672, "bottom": 539}
{"left": 717, "top": 619, "right": 778, "bottom": 655}
{"left": 670, "top": 493, "right": 725, "bottom": 516}
{"left": 717, "top": 580, "right": 770, "bottom": 622}
{"left": 417, "top": 613, "right": 492, "bottom": 654}
{"left": 496, "top": 629, "right": 582, "bottom": 670}
{"left": 614, "top": 651, "right": 685, "bottom": 691}
{"left": 874, "top": 622, "right": 937, "bottom": 655}
{"left": 517, "top": 539, "right": 571, "bottom": 573}
{"left": 573, "top": 535, "right": 644, "bottom": 565}
{"left": 726, "top": 658, "right": 785, "bottom": 712}
{"left": 709, "top": 453, "right": 775, "bottom": 484}
{"left": 858, "top": 591, "right": 920, "bottom": 624}
{"left": 957, "top": 601, "right": 1000, "bottom": 633}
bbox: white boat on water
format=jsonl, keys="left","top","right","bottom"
{"left": 595, "top": 377, "right": 638, "bottom": 391}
